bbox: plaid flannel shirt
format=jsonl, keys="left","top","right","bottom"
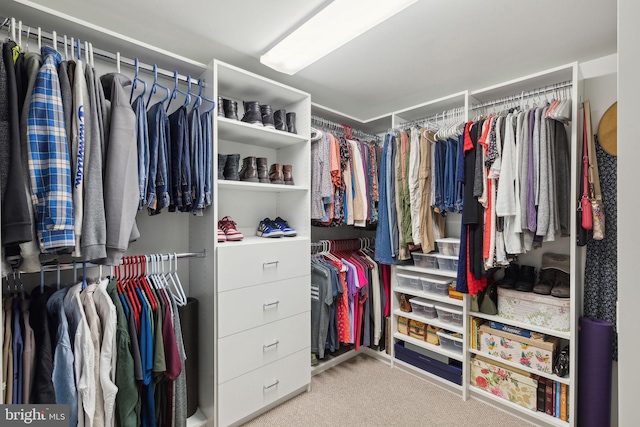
{"left": 27, "top": 46, "right": 75, "bottom": 252}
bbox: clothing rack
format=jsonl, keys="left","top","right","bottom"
{"left": 311, "top": 115, "right": 381, "bottom": 141}
{"left": 0, "top": 16, "right": 199, "bottom": 85}
{"left": 312, "top": 238, "right": 375, "bottom": 253}
{"left": 471, "top": 80, "right": 573, "bottom": 111}
{"left": 394, "top": 106, "right": 465, "bottom": 131}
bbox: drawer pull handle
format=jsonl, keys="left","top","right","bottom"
{"left": 263, "top": 261, "right": 279, "bottom": 268}
{"left": 263, "top": 340, "right": 280, "bottom": 350}
{"left": 263, "top": 380, "right": 279, "bottom": 391}
{"left": 263, "top": 301, "right": 280, "bottom": 309}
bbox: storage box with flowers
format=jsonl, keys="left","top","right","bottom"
{"left": 470, "top": 356, "right": 538, "bottom": 410}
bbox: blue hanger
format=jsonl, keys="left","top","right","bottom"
{"left": 166, "top": 70, "right": 190, "bottom": 111}
{"left": 76, "top": 38, "right": 81, "bottom": 60}
{"left": 198, "top": 79, "right": 216, "bottom": 114}
{"left": 130, "top": 58, "right": 148, "bottom": 104}
{"left": 82, "top": 262, "right": 87, "bottom": 290}
{"left": 146, "top": 64, "right": 171, "bottom": 108}
{"left": 187, "top": 75, "right": 202, "bottom": 110}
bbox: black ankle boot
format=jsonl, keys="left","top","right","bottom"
{"left": 242, "top": 101, "right": 263, "bottom": 126}
{"left": 223, "top": 99, "right": 238, "bottom": 120}
{"left": 261, "top": 104, "right": 275, "bottom": 129}
{"left": 274, "top": 109, "right": 286, "bottom": 131}
{"left": 218, "top": 96, "right": 225, "bottom": 117}
{"left": 224, "top": 154, "right": 240, "bottom": 180}
{"left": 239, "top": 156, "right": 259, "bottom": 182}
{"left": 286, "top": 112, "right": 297, "bottom": 134}
{"left": 218, "top": 154, "right": 227, "bottom": 180}
{"left": 515, "top": 265, "right": 536, "bottom": 292}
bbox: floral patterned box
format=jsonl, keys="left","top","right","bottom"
{"left": 497, "top": 288, "right": 570, "bottom": 332}
{"left": 471, "top": 356, "right": 538, "bottom": 410}
{"left": 478, "top": 324, "right": 559, "bottom": 373}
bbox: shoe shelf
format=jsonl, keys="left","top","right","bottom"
{"left": 394, "top": 286, "right": 464, "bottom": 307}
{"left": 218, "top": 117, "right": 308, "bottom": 149}
{"left": 218, "top": 180, "right": 309, "bottom": 193}
{"left": 393, "top": 309, "right": 464, "bottom": 334}
{"left": 217, "top": 235, "right": 310, "bottom": 247}
{"left": 393, "top": 332, "right": 464, "bottom": 362}
{"left": 470, "top": 312, "right": 571, "bottom": 340}
{"left": 468, "top": 349, "right": 570, "bottom": 385}
{"left": 395, "top": 264, "right": 458, "bottom": 279}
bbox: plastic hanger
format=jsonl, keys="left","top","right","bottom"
{"left": 130, "top": 58, "right": 148, "bottom": 104}
{"left": 139, "top": 256, "right": 158, "bottom": 311}
{"left": 52, "top": 31, "right": 57, "bottom": 51}
{"left": 146, "top": 64, "right": 171, "bottom": 108}
{"left": 197, "top": 79, "right": 216, "bottom": 114}
{"left": 167, "top": 70, "right": 190, "bottom": 111}
{"left": 170, "top": 253, "right": 188, "bottom": 306}
{"left": 187, "top": 76, "right": 202, "bottom": 110}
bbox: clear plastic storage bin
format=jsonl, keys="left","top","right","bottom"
{"left": 420, "top": 276, "right": 452, "bottom": 296}
{"left": 436, "top": 238, "right": 461, "bottom": 256}
{"left": 412, "top": 252, "right": 438, "bottom": 269}
{"left": 435, "top": 305, "right": 464, "bottom": 327}
{"left": 397, "top": 274, "right": 422, "bottom": 290}
{"left": 437, "top": 330, "right": 463, "bottom": 354}
{"left": 436, "top": 256, "right": 459, "bottom": 271}
{"left": 409, "top": 298, "right": 437, "bottom": 319}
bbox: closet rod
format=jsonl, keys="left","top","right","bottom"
{"left": 311, "top": 115, "right": 381, "bottom": 141}
{"left": 396, "top": 106, "right": 465, "bottom": 131}
{"left": 471, "top": 80, "right": 573, "bottom": 111}
{"left": 0, "top": 16, "right": 200, "bottom": 86}
{"left": 28, "top": 251, "right": 206, "bottom": 274}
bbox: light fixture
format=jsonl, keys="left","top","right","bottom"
{"left": 260, "top": 0, "right": 418, "bottom": 75}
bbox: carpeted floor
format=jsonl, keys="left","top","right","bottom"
{"left": 242, "top": 354, "right": 537, "bottom": 427}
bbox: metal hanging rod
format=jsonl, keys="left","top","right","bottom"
{"left": 395, "top": 106, "right": 465, "bottom": 131}
{"left": 471, "top": 80, "right": 573, "bottom": 111}
{"left": 0, "top": 16, "right": 200, "bottom": 86}
{"left": 311, "top": 115, "right": 381, "bottom": 141}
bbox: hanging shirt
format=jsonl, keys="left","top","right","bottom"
{"left": 71, "top": 59, "right": 90, "bottom": 257}
{"left": 168, "top": 105, "right": 191, "bottom": 212}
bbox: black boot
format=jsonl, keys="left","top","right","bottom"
{"left": 218, "top": 96, "right": 225, "bottom": 117}
{"left": 261, "top": 104, "right": 275, "bottom": 129}
{"left": 239, "top": 156, "right": 259, "bottom": 182}
{"left": 224, "top": 154, "right": 240, "bottom": 181}
{"left": 223, "top": 99, "right": 238, "bottom": 120}
{"left": 241, "top": 101, "right": 263, "bottom": 126}
{"left": 274, "top": 109, "right": 286, "bottom": 131}
{"left": 218, "top": 154, "right": 227, "bottom": 180}
{"left": 515, "top": 265, "right": 536, "bottom": 292}
{"left": 286, "top": 112, "right": 297, "bottom": 134}
{"left": 257, "top": 157, "right": 269, "bottom": 183}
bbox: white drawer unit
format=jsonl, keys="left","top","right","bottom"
{"left": 217, "top": 275, "right": 310, "bottom": 338}
{"left": 218, "top": 348, "right": 310, "bottom": 427}
{"left": 217, "top": 239, "right": 310, "bottom": 291}
{"left": 217, "top": 312, "right": 310, "bottom": 384}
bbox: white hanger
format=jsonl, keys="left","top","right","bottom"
{"left": 37, "top": 27, "right": 41, "bottom": 51}
{"left": 63, "top": 35, "right": 68, "bottom": 60}
{"left": 52, "top": 31, "right": 57, "bottom": 50}
{"left": 18, "top": 20, "right": 22, "bottom": 48}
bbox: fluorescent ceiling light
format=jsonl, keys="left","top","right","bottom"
{"left": 261, "top": 0, "right": 418, "bottom": 75}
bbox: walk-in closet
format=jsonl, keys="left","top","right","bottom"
{"left": 0, "top": 1, "right": 630, "bottom": 427}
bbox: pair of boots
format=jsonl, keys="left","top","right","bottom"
{"left": 241, "top": 101, "right": 297, "bottom": 134}
{"left": 218, "top": 155, "right": 294, "bottom": 185}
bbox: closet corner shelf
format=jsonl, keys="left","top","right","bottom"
{"left": 395, "top": 264, "right": 458, "bottom": 278}
{"left": 218, "top": 180, "right": 309, "bottom": 193}
{"left": 469, "top": 386, "right": 569, "bottom": 427}
{"left": 217, "top": 117, "right": 308, "bottom": 148}
{"left": 393, "top": 309, "right": 464, "bottom": 334}
{"left": 217, "top": 235, "right": 310, "bottom": 248}
{"left": 469, "top": 311, "right": 571, "bottom": 340}
{"left": 394, "top": 286, "right": 464, "bottom": 307}
{"left": 468, "top": 349, "right": 571, "bottom": 385}
{"left": 393, "top": 332, "right": 464, "bottom": 362}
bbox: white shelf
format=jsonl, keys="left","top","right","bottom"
{"left": 470, "top": 386, "right": 569, "bottom": 427}
{"left": 217, "top": 235, "right": 309, "bottom": 248}
{"left": 217, "top": 116, "right": 308, "bottom": 148}
{"left": 218, "top": 180, "right": 308, "bottom": 193}
{"left": 393, "top": 332, "right": 464, "bottom": 362}
{"left": 470, "top": 311, "right": 571, "bottom": 340}
{"left": 395, "top": 286, "right": 464, "bottom": 307}
{"left": 393, "top": 358, "right": 463, "bottom": 391}
{"left": 396, "top": 264, "right": 458, "bottom": 278}
{"left": 394, "top": 309, "right": 464, "bottom": 334}
{"left": 469, "top": 349, "right": 571, "bottom": 385}
{"left": 186, "top": 408, "right": 208, "bottom": 427}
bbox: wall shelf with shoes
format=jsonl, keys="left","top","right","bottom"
{"left": 218, "top": 116, "right": 308, "bottom": 148}
{"left": 218, "top": 181, "right": 309, "bottom": 192}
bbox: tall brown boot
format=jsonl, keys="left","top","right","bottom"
{"left": 269, "top": 163, "right": 284, "bottom": 185}
{"left": 239, "top": 156, "right": 258, "bottom": 182}
{"left": 283, "top": 164, "right": 294, "bottom": 185}
{"left": 257, "top": 157, "right": 269, "bottom": 183}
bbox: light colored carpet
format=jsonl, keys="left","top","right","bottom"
{"left": 242, "top": 354, "right": 537, "bottom": 427}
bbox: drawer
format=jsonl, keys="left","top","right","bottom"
{"left": 218, "top": 276, "right": 310, "bottom": 338}
{"left": 218, "top": 312, "right": 310, "bottom": 384}
{"left": 217, "top": 239, "right": 310, "bottom": 291}
{"left": 218, "top": 348, "right": 310, "bottom": 427}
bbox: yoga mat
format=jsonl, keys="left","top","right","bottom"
{"left": 179, "top": 297, "right": 199, "bottom": 418}
{"left": 578, "top": 316, "right": 614, "bottom": 427}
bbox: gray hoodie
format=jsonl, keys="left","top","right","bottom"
{"left": 100, "top": 73, "right": 140, "bottom": 265}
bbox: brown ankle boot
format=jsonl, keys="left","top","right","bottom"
{"left": 239, "top": 156, "right": 258, "bottom": 182}
{"left": 257, "top": 157, "right": 269, "bottom": 183}
{"left": 283, "top": 164, "right": 294, "bottom": 185}
{"left": 269, "top": 163, "right": 284, "bottom": 185}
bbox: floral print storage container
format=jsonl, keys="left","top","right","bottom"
{"left": 471, "top": 356, "right": 538, "bottom": 410}
{"left": 497, "top": 287, "right": 571, "bottom": 332}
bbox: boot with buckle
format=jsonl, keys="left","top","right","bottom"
{"left": 239, "top": 156, "right": 259, "bottom": 182}
{"left": 274, "top": 109, "right": 286, "bottom": 131}
{"left": 241, "top": 101, "right": 263, "bottom": 126}
{"left": 257, "top": 157, "right": 269, "bottom": 183}
{"left": 283, "top": 164, "right": 294, "bottom": 185}
{"left": 223, "top": 99, "right": 238, "bottom": 120}
{"left": 224, "top": 154, "right": 240, "bottom": 181}
{"left": 269, "top": 163, "right": 284, "bottom": 185}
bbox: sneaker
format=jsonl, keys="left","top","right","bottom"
{"left": 273, "top": 217, "right": 297, "bottom": 237}
{"left": 256, "top": 218, "right": 284, "bottom": 238}
{"left": 217, "top": 227, "right": 227, "bottom": 243}
{"left": 219, "top": 216, "right": 244, "bottom": 241}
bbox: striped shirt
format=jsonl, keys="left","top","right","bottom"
{"left": 27, "top": 46, "right": 75, "bottom": 252}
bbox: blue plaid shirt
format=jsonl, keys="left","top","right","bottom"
{"left": 27, "top": 46, "right": 75, "bottom": 252}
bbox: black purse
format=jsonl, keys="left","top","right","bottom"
{"left": 554, "top": 345, "right": 570, "bottom": 377}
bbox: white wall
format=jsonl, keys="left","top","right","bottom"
{"left": 616, "top": 1, "right": 639, "bottom": 425}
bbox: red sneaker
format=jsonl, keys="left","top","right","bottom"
{"left": 219, "top": 216, "right": 244, "bottom": 241}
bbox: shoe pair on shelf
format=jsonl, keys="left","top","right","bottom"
{"left": 495, "top": 253, "right": 570, "bottom": 298}
{"left": 256, "top": 217, "right": 296, "bottom": 238}
{"left": 217, "top": 98, "right": 296, "bottom": 133}
{"left": 219, "top": 155, "right": 294, "bottom": 185}
{"left": 218, "top": 216, "right": 243, "bottom": 242}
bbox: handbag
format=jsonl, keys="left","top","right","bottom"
{"left": 580, "top": 105, "right": 593, "bottom": 231}
{"left": 479, "top": 282, "right": 498, "bottom": 315}
{"left": 400, "top": 294, "right": 412, "bottom": 312}
{"left": 553, "top": 345, "right": 570, "bottom": 377}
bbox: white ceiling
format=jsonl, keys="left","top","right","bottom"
{"left": 4, "top": 0, "right": 617, "bottom": 127}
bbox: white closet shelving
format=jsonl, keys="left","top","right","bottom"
{"left": 190, "top": 60, "right": 311, "bottom": 427}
